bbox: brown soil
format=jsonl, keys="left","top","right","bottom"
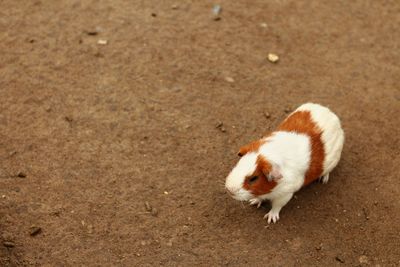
{"left": 1, "top": 1, "right": 399, "bottom": 266}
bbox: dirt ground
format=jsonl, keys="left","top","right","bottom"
{"left": 0, "top": 0, "right": 399, "bottom": 266}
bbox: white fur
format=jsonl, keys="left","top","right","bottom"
{"left": 225, "top": 103, "right": 344, "bottom": 223}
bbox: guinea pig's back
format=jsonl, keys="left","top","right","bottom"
{"left": 296, "top": 103, "right": 344, "bottom": 174}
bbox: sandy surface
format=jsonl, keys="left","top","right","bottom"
{"left": 1, "top": 0, "right": 399, "bottom": 266}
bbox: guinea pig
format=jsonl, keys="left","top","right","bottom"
{"left": 225, "top": 103, "right": 344, "bottom": 223}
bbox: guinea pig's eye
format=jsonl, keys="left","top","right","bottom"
{"left": 249, "top": 176, "right": 259, "bottom": 184}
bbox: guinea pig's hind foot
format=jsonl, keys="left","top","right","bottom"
{"left": 249, "top": 198, "right": 262, "bottom": 208}
{"left": 319, "top": 173, "right": 330, "bottom": 184}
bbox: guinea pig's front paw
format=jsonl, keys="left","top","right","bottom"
{"left": 264, "top": 210, "right": 280, "bottom": 224}
{"left": 249, "top": 198, "right": 262, "bottom": 208}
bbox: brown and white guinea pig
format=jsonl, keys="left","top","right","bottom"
{"left": 225, "top": 103, "right": 344, "bottom": 223}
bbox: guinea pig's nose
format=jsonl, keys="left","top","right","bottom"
{"left": 226, "top": 187, "right": 235, "bottom": 196}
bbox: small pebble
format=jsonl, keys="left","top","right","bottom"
{"left": 359, "top": 255, "right": 369, "bottom": 264}
{"left": 212, "top": 5, "right": 222, "bottom": 15}
{"left": 267, "top": 53, "right": 279, "bottom": 63}
{"left": 17, "top": 172, "right": 27, "bottom": 178}
{"left": 144, "top": 201, "right": 152, "bottom": 212}
{"left": 335, "top": 256, "right": 345, "bottom": 263}
{"left": 151, "top": 208, "right": 158, "bottom": 216}
{"left": 97, "top": 39, "right": 108, "bottom": 45}
{"left": 29, "top": 226, "right": 42, "bottom": 236}
{"left": 212, "top": 5, "right": 222, "bottom": 20}
{"left": 264, "top": 111, "right": 271, "bottom": 119}
{"left": 260, "top": 23, "right": 268, "bottom": 28}
{"left": 171, "top": 4, "right": 179, "bottom": 9}
{"left": 51, "top": 210, "right": 61, "bottom": 216}
{"left": 164, "top": 191, "right": 169, "bottom": 195}
{"left": 216, "top": 121, "right": 226, "bottom": 133}
{"left": 284, "top": 107, "right": 291, "bottom": 113}
{"left": 225, "top": 77, "right": 234, "bottom": 83}
{"left": 84, "top": 30, "right": 98, "bottom": 36}
{"left": 64, "top": 116, "right": 73, "bottom": 122}
{"left": 3, "top": 241, "right": 15, "bottom": 248}
{"left": 362, "top": 208, "right": 370, "bottom": 220}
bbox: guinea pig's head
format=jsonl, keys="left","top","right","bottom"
{"left": 225, "top": 143, "right": 282, "bottom": 201}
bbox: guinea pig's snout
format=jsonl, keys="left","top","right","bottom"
{"left": 225, "top": 185, "right": 238, "bottom": 198}
{"left": 225, "top": 173, "right": 244, "bottom": 199}
{"left": 226, "top": 187, "right": 234, "bottom": 196}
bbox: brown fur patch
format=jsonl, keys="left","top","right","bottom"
{"left": 278, "top": 111, "right": 325, "bottom": 186}
{"left": 238, "top": 139, "right": 265, "bottom": 157}
{"left": 243, "top": 155, "right": 277, "bottom": 195}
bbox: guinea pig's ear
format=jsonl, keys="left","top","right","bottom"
{"left": 237, "top": 146, "right": 248, "bottom": 157}
{"left": 238, "top": 140, "right": 264, "bottom": 157}
{"left": 265, "top": 164, "right": 282, "bottom": 182}
{"left": 257, "top": 155, "right": 282, "bottom": 182}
